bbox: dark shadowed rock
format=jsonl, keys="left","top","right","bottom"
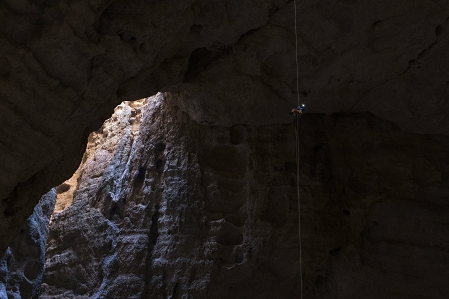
{"left": 2, "top": 0, "right": 449, "bottom": 258}
{"left": 0, "top": 189, "right": 56, "bottom": 299}
{"left": 40, "top": 94, "right": 449, "bottom": 298}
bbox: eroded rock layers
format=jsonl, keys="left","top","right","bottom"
{"left": 2, "top": 0, "right": 449, "bottom": 256}
{"left": 41, "top": 94, "right": 449, "bottom": 299}
{"left": 0, "top": 189, "right": 56, "bottom": 299}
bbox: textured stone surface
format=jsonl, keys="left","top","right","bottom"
{"left": 2, "top": 0, "right": 449, "bottom": 256}
{"left": 0, "top": 189, "right": 56, "bottom": 299}
{"left": 53, "top": 163, "right": 82, "bottom": 215}
{"left": 0, "top": 0, "right": 275, "bottom": 254}
{"left": 41, "top": 94, "right": 449, "bottom": 298}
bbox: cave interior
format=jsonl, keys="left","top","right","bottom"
{"left": 1, "top": 0, "right": 449, "bottom": 298}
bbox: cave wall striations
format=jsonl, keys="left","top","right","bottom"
{"left": 2, "top": 0, "right": 449, "bottom": 256}
{"left": 41, "top": 93, "right": 449, "bottom": 299}
{"left": 0, "top": 0, "right": 276, "bottom": 255}
{"left": 0, "top": 189, "right": 56, "bottom": 299}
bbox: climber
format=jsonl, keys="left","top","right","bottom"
{"left": 291, "top": 104, "right": 305, "bottom": 116}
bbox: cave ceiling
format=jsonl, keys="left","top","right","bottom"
{"left": 1, "top": 0, "right": 449, "bottom": 252}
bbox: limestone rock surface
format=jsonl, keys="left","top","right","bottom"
{"left": 2, "top": 0, "right": 449, "bottom": 256}
{"left": 0, "top": 189, "right": 56, "bottom": 299}
{"left": 41, "top": 93, "right": 449, "bottom": 298}
{"left": 0, "top": 0, "right": 275, "bottom": 254}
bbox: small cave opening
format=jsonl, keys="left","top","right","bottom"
{"left": 136, "top": 167, "right": 147, "bottom": 184}
{"left": 56, "top": 183, "right": 70, "bottom": 194}
{"left": 149, "top": 204, "right": 160, "bottom": 246}
{"left": 156, "top": 142, "right": 166, "bottom": 152}
{"left": 156, "top": 159, "right": 164, "bottom": 171}
{"left": 184, "top": 45, "right": 232, "bottom": 82}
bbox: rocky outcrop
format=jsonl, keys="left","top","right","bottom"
{"left": 41, "top": 93, "right": 449, "bottom": 298}
{"left": 0, "top": 0, "right": 277, "bottom": 255}
{"left": 2, "top": 0, "right": 449, "bottom": 256}
{"left": 0, "top": 189, "right": 56, "bottom": 299}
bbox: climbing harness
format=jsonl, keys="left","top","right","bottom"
{"left": 293, "top": 0, "right": 303, "bottom": 297}
{"left": 291, "top": 104, "right": 305, "bottom": 116}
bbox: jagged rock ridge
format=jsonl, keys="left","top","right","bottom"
{"left": 41, "top": 94, "right": 449, "bottom": 298}
{"left": 0, "top": 189, "right": 56, "bottom": 299}
{"left": 2, "top": 0, "right": 449, "bottom": 255}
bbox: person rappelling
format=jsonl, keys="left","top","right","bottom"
{"left": 291, "top": 104, "right": 305, "bottom": 116}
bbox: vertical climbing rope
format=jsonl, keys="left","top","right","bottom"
{"left": 295, "top": 116, "right": 303, "bottom": 299}
{"left": 293, "top": 0, "right": 303, "bottom": 298}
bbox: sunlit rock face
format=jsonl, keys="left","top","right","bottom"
{"left": 2, "top": 0, "right": 449, "bottom": 256}
{"left": 41, "top": 93, "right": 449, "bottom": 298}
{"left": 0, "top": 189, "right": 55, "bottom": 299}
{"left": 0, "top": 0, "right": 276, "bottom": 255}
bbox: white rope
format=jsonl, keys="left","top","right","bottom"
{"left": 295, "top": 116, "right": 303, "bottom": 299}
{"left": 293, "top": 0, "right": 303, "bottom": 298}
{"left": 294, "top": 0, "right": 300, "bottom": 107}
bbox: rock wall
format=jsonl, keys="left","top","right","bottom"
{"left": 0, "top": 189, "right": 56, "bottom": 299}
{"left": 0, "top": 0, "right": 277, "bottom": 255}
{"left": 2, "top": 0, "right": 449, "bottom": 256}
{"left": 41, "top": 93, "right": 449, "bottom": 298}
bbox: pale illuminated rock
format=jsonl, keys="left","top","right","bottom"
{"left": 40, "top": 93, "right": 449, "bottom": 298}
